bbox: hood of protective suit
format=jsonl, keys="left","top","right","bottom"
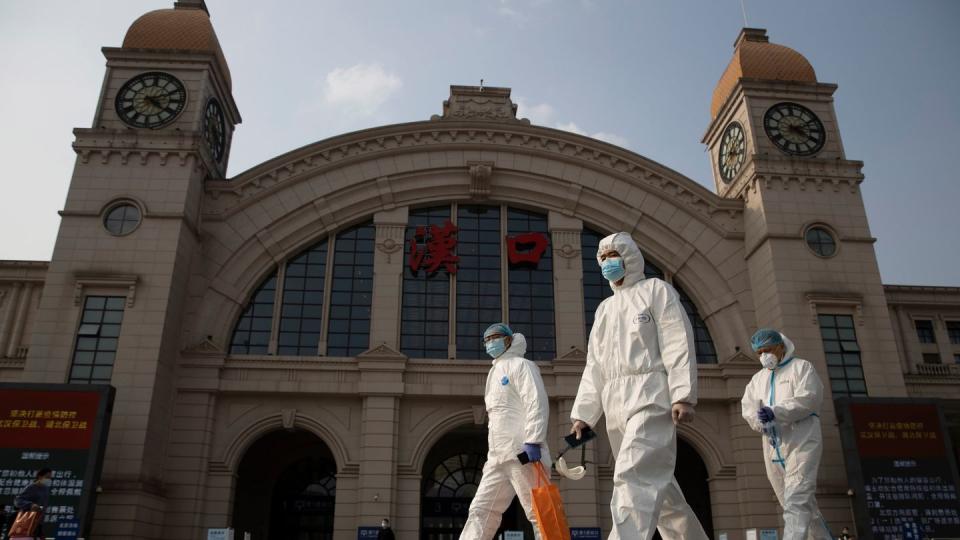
{"left": 494, "top": 333, "right": 527, "bottom": 362}
{"left": 778, "top": 333, "right": 796, "bottom": 366}
{"left": 596, "top": 232, "right": 646, "bottom": 291}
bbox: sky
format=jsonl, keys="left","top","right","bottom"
{"left": 1, "top": 0, "right": 958, "bottom": 286}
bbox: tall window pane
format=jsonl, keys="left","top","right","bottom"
{"left": 70, "top": 296, "right": 125, "bottom": 384}
{"left": 819, "top": 314, "right": 867, "bottom": 397}
{"left": 402, "top": 207, "right": 452, "bottom": 359}
{"left": 327, "top": 223, "right": 375, "bottom": 356}
{"left": 457, "top": 206, "right": 502, "bottom": 359}
{"left": 675, "top": 284, "right": 718, "bottom": 364}
{"left": 278, "top": 239, "right": 328, "bottom": 356}
{"left": 948, "top": 321, "right": 960, "bottom": 345}
{"left": 507, "top": 208, "right": 555, "bottom": 360}
{"left": 915, "top": 320, "right": 935, "bottom": 344}
{"left": 230, "top": 272, "right": 276, "bottom": 355}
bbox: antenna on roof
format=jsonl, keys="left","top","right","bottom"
{"left": 739, "top": 0, "right": 749, "bottom": 27}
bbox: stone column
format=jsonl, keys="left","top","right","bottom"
{"left": 356, "top": 352, "right": 406, "bottom": 530}
{"left": 0, "top": 282, "right": 23, "bottom": 357}
{"left": 369, "top": 207, "right": 409, "bottom": 350}
{"left": 895, "top": 307, "right": 920, "bottom": 372}
{"left": 7, "top": 282, "right": 34, "bottom": 358}
{"left": 935, "top": 315, "right": 954, "bottom": 365}
{"left": 548, "top": 212, "right": 585, "bottom": 354}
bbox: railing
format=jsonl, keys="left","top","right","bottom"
{"left": 914, "top": 363, "right": 960, "bottom": 377}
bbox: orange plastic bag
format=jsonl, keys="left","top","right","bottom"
{"left": 9, "top": 509, "right": 42, "bottom": 538}
{"left": 531, "top": 462, "right": 571, "bottom": 540}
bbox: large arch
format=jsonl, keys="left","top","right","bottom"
{"left": 218, "top": 411, "right": 353, "bottom": 474}
{"left": 188, "top": 120, "right": 749, "bottom": 354}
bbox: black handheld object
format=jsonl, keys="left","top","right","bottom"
{"left": 564, "top": 426, "right": 597, "bottom": 449}
{"left": 517, "top": 451, "right": 530, "bottom": 465}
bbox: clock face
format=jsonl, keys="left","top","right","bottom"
{"left": 763, "top": 102, "right": 825, "bottom": 156}
{"left": 718, "top": 122, "right": 746, "bottom": 183}
{"left": 115, "top": 72, "right": 186, "bottom": 129}
{"left": 203, "top": 98, "right": 226, "bottom": 163}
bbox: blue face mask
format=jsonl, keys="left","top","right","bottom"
{"left": 485, "top": 338, "right": 507, "bottom": 358}
{"left": 601, "top": 257, "right": 626, "bottom": 282}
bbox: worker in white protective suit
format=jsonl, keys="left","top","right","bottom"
{"left": 570, "top": 232, "right": 709, "bottom": 540}
{"left": 741, "top": 329, "right": 831, "bottom": 540}
{"left": 460, "top": 323, "right": 552, "bottom": 540}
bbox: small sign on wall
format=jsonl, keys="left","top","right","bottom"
{"left": 207, "top": 529, "right": 234, "bottom": 540}
{"left": 357, "top": 526, "right": 380, "bottom": 539}
{"left": 504, "top": 531, "right": 523, "bottom": 540}
{"left": 570, "top": 528, "right": 602, "bottom": 539}
{"left": 760, "top": 529, "right": 778, "bottom": 540}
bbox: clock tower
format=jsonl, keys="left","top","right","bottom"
{"left": 702, "top": 27, "right": 907, "bottom": 530}
{"left": 22, "top": 2, "right": 240, "bottom": 537}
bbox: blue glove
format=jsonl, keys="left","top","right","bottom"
{"left": 522, "top": 443, "right": 541, "bottom": 463}
{"left": 758, "top": 406, "right": 775, "bottom": 423}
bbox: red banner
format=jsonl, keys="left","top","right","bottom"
{"left": 0, "top": 390, "right": 101, "bottom": 450}
{"left": 850, "top": 402, "right": 945, "bottom": 458}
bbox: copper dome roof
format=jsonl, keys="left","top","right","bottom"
{"left": 122, "top": 4, "right": 231, "bottom": 89}
{"left": 711, "top": 28, "right": 816, "bottom": 118}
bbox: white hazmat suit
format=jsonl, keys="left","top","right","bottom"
{"left": 571, "top": 232, "right": 708, "bottom": 540}
{"left": 460, "top": 333, "right": 552, "bottom": 540}
{"left": 741, "top": 333, "right": 830, "bottom": 540}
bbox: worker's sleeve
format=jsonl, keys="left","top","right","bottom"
{"left": 571, "top": 305, "right": 607, "bottom": 427}
{"left": 741, "top": 376, "right": 764, "bottom": 433}
{"left": 651, "top": 280, "right": 698, "bottom": 406}
{"left": 514, "top": 359, "right": 550, "bottom": 444}
{"left": 772, "top": 360, "right": 824, "bottom": 425}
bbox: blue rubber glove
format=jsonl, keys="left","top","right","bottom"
{"left": 758, "top": 406, "right": 775, "bottom": 423}
{"left": 522, "top": 443, "right": 541, "bottom": 463}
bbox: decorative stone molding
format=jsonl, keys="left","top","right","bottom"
{"left": 202, "top": 122, "right": 743, "bottom": 231}
{"left": 552, "top": 230, "right": 582, "bottom": 270}
{"left": 357, "top": 343, "right": 408, "bottom": 363}
{"left": 471, "top": 405, "right": 487, "bottom": 425}
{"left": 806, "top": 291, "right": 865, "bottom": 326}
{"left": 432, "top": 85, "right": 527, "bottom": 124}
{"left": 281, "top": 408, "right": 297, "bottom": 430}
{"left": 183, "top": 336, "right": 224, "bottom": 356}
{"left": 375, "top": 224, "right": 405, "bottom": 264}
{"left": 72, "top": 129, "right": 210, "bottom": 174}
{"left": 467, "top": 161, "right": 493, "bottom": 201}
{"left": 73, "top": 273, "right": 139, "bottom": 308}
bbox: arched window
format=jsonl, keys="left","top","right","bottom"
{"left": 230, "top": 272, "right": 277, "bottom": 355}
{"left": 229, "top": 221, "right": 374, "bottom": 357}
{"left": 581, "top": 228, "right": 718, "bottom": 364}
{"left": 399, "top": 204, "right": 557, "bottom": 361}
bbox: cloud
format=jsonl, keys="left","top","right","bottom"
{"left": 322, "top": 63, "right": 402, "bottom": 116}
{"left": 519, "top": 100, "right": 629, "bottom": 148}
{"left": 515, "top": 98, "right": 556, "bottom": 125}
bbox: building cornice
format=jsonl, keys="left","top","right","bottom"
{"left": 202, "top": 121, "right": 745, "bottom": 231}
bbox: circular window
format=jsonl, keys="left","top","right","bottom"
{"left": 103, "top": 203, "right": 141, "bottom": 236}
{"left": 805, "top": 226, "right": 837, "bottom": 257}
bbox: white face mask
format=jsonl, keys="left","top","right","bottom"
{"left": 759, "top": 352, "right": 779, "bottom": 370}
{"left": 38, "top": 477, "right": 51, "bottom": 486}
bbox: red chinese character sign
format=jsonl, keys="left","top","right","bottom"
{"left": 408, "top": 220, "right": 459, "bottom": 275}
{"left": 506, "top": 232, "right": 549, "bottom": 265}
